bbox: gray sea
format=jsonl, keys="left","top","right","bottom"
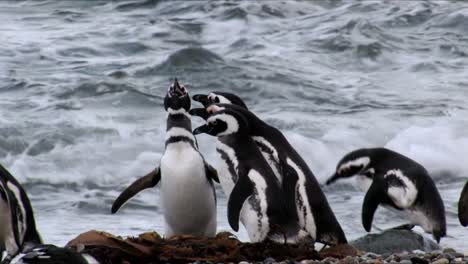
{"left": 1, "top": 0, "right": 467, "bottom": 251}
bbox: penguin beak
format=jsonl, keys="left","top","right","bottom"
{"left": 193, "top": 124, "right": 210, "bottom": 135}
{"left": 326, "top": 173, "right": 339, "bottom": 185}
{"left": 189, "top": 108, "right": 210, "bottom": 120}
{"left": 192, "top": 94, "right": 210, "bottom": 107}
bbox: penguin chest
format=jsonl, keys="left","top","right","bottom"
{"left": 406, "top": 209, "right": 433, "bottom": 233}
{"left": 286, "top": 158, "right": 316, "bottom": 239}
{"left": 252, "top": 137, "right": 282, "bottom": 185}
{"left": 239, "top": 170, "right": 270, "bottom": 242}
{"left": 159, "top": 143, "right": 216, "bottom": 228}
{"left": 384, "top": 169, "right": 418, "bottom": 209}
{"left": 0, "top": 198, "right": 18, "bottom": 255}
{"left": 215, "top": 140, "right": 238, "bottom": 196}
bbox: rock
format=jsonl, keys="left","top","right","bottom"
{"left": 442, "top": 248, "right": 456, "bottom": 254}
{"left": 431, "top": 258, "right": 449, "bottom": 264}
{"left": 349, "top": 230, "right": 440, "bottom": 254}
{"left": 399, "top": 260, "right": 412, "bottom": 264}
{"left": 410, "top": 256, "right": 429, "bottom": 264}
{"left": 319, "top": 244, "right": 361, "bottom": 259}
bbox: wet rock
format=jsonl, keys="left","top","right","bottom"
{"left": 349, "top": 229, "right": 439, "bottom": 254}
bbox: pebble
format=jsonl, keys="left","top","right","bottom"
{"left": 227, "top": 248, "right": 467, "bottom": 264}
{"left": 431, "top": 258, "right": 449, "bottom": 264}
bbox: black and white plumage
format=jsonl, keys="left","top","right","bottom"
{"left": 0, "top": 165, "right": 42, "bottom": 264}
{"left": 111, "top": 79, "right": 219, "bottom": 237}
{"left": 12, "top": 245, "right": 98, "bottom": 264}
{"left": 193, "top": 109, "right": 299, "bottom": 243}
{"left": 459, "top": 181, "right": 468, "bottom": 227}
{"left": 326, "top": 148, "right": 446, "bottom": 243}
{"left": 190, "top": 94, "right": 347, "bottom": 245}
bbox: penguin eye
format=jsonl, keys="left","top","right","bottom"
{"left": 212, "top": 120, "right": 218, "bottom": 126}
{"left": 214, "top": 97, "right": 220, "bottom": 103}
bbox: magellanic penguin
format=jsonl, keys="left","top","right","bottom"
{"left": 193, "top": 108, "right": 298, "bottom": 243}
{"left": 459, "top": 180, "right": 468, "bottom": 227}
{"left": 111, "top": 79, "right": 219, "bottom": 237}
{"left": 326, "top": 147, "right": 446, "bottom": 243}
{"left": 13, "top": 244, "right": 98, "bottom": 264}
{"left": 0, "top": 165, "right": 42, "bottom": 264}
{"left": 190, "top": 95, "right": 347, "bottom": 246}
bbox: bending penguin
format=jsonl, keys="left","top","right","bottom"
{"left": 459, "top": 181, "right": 468, "bottom": 227}
{"left": 326, "top": 147, "right": 446, "bottom": 243}
{"left": 190, "top": 93, "right": 347, "bottom": 245}
{"left": 111, "top": 79, "right": 219, "bottom": 237}
{"left": 193, "top": 108, "right": 297, "bottom": 242}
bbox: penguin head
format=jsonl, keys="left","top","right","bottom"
{"left": 193, "top": 109, "right": 249, "bottom": 137}
{"left": 164, "top": 78, "right": 191, "bottom": 113}
{"left": 326, "top": 148, "right": 373, "bottom": 185}
{"left": 192, "top": 92, "right": 248, "bottom": 109}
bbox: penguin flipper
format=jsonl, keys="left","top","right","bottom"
{"left": 204, "top": 162, "right": 219, "bottom": 183}
{"left": 111, "top": 168, "right": 161, "bottom": 214}
{"left": 280, "top": 162, "right": 299, "bottom": 218}
{"left": 458, "top": 180, "right": 468, "bottom": 227}
{"left": 362, "top": 181, "right": 382, "bottom": 232}
{"left": 227, "top": 173, "right": 254, "bottom": 232}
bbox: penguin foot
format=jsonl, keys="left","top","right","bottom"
{"left": 389, "top": 224, "right": 415, "bottom": 231}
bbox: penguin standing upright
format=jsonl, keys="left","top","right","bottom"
{"left": 0, "top": 165, "right": 42, "bottom": 264}
{"left": 193, "top": 109, "right": 298, "bottom": 242}
{"left": 191, "top": 94, "right": 347, "bottom": 245}
{"left": 326, "top": 148, "right": 446, "bottom": 242}
{"left": 111, "top": 79, "right": 219, "bottom": 237}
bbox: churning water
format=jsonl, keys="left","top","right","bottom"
{"left": 1, "top": 0, "right": 468, "bottom": 250}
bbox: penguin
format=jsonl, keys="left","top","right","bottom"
{"left": 13, "top": 245, "right": 98, "bottom": 264}
{"left": 193, "top": 108, "right": 299, "bottom": 243}
{"left": 459, "top": 180, "right": 468, "bottom": 227}
{"left": 190, "top": 98, "right": 347, "bottom": 246}
{"left": 0, "top": 165, "right": 42, "bottom": 264}
{"left": 192, "top": 92, "right": 248, "bottom": 109}
{"left": 111, "top": 79, "right": 219, "bottom": 237}
{"left": 326, "top": 147, "right": 446, "bottom": 243}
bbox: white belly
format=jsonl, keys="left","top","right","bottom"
{"left": 406, "top": 209, "right": 433, "bottom": 233}
{"left": 160, "top": 142, "right": 216, "bottom": 237}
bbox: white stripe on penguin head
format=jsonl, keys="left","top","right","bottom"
{"left": 337, "top": 157, "right": 370, "bottom": 175}
{"left": 208, "top": 93, "right": 232, "bottom": 104}
{"left": 207, "top": 113, "right": 239, "bottom": 136}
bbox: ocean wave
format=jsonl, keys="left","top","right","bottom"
{"left": 136, "top": 47, "right": 224, "bottom": 76}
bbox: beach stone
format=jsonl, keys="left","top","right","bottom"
{"left": 239, "top": 262, "right": 250, "bottom": 264}
{"left": 263, "top": 258, "right": 276, "bottom": 264}
{"left": 431, "top": 258, "right": 449, "bottom": 264}
{"left": 399, "top": 260, "right": 412, "bottom": 264}
{"left": 341, "top": 256, "right": 359, "bottom": 264}
{"left": 442, "top": 248, "right": 456, "bottom": 254}
{"left": 410, "top": 256, "right": 429, "bottom": 264}
{"left": 350, "top": 230, "right": 440, "bottom": 254}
